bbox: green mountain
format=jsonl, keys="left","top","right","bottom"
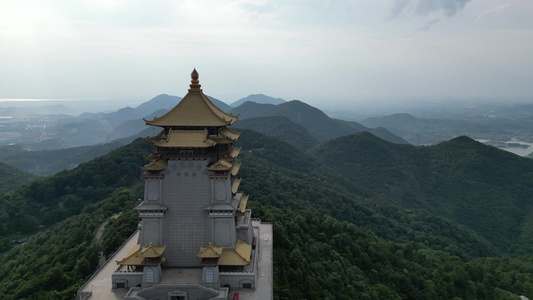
{"left": 133, "top": 94, "right": 181, "bottom": 115}
{"left": 0, "top": 137, "right": 136, "bottom": 176}
{"left": 234, "top": 116, "right": 320, "bottom": 151}
{"left": 206, "top": 95, "right": 233, "bottom": 112}
{"left": 1, "top": 130, "right": 533, "bottom": 299}
{"left": 0, "top": 162, "right": 36, "bottom": 191}
{"left": 0, "top": 139, "right": 153, "bottom": 239}
{"left": 230, "top": 93, "right": 286, "bottom": 107}
{"left": 231, "top": 100, "right": 408, "bottom": 144}
{"left": 308, "top": 132, "right": 533, "bottom": 255}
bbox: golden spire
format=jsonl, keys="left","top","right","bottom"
{"left": 189, "top": 68, "right": 202, "bottom": 92}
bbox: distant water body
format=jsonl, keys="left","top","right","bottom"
{"left": 477, "top": 139, "right": 533, "bottom": 157}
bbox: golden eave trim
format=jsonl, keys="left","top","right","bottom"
{"left": 238, "top": 195, "right": 249, "bottom": 214}
{"left": 230, "top": 162, "right": 241, "bottom": 176}
{"left": 231, "top": 178, "right": 241, "bottom": 194}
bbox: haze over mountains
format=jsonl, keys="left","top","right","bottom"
{"left": 230, "top": 93, "right": 286, "bottom": 107}
{"left": 0, "top": 88, "right": 532, "bottom": 299}
{"left": 1, "top": 123, "right": 533, "bottom": 298}
{"left": 1, "top": 92, "right": 532, "bottom": 179}
{"left": 0, "top": 94, "right": 407, "bottom": 166}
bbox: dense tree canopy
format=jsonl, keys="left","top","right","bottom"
{"left": 0, "top": 130, "right": 532, "bottom": 299}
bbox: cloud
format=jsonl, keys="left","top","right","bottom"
{"left": 224, "top": 0, "right": 279, "bottom": 22}
{"left": 390, "top": 0, "right": 472, "bottom": 18}
{"left": 419, "top": 18, "right": 440, "bottom": 31}
{"left": 475, "top": 4, "right": 512, "bottom": 22}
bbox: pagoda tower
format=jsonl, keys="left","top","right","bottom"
{"left": 77, "top": 70, "right": 272, "bottom": 300}
{"left": 136, "top": 68, "right": 253, "bottom": 268}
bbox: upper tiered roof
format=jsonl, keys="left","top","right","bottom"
{"left": 144, "top": 69, "right": 238, "bottom": 127}
{"left": 146, "top": 129, "right": 217, "bottom": 148}
{"left": 116, "top": 242, "right": 167, "bottom": 266}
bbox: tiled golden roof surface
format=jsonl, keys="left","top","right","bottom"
{"left": 218, "top": 127, "right": 240, "bottom": 141}
{"left": 231, "top": 178, "right": 241, "bottom": 194}
{"left": 208, "top": 159, "right": 233, "bottom": 171}
{"left": 139, "top": 242, "right": 167, "bottom": 258}
{"left": 225, "top": 147, "right": 241, "bottom": 162}
{"left": 146, "top": 129, "right": 216, "bottom": 148}
{"left": 238, "top": 195, "right": 249, "bottom": 214}
{"left": 230, "top": 162, "right": 241, "bottom": 176}
{"left": 117, "top": 244, "right": 141, "bottom": 265}
{"left": 218, "top": 240, "right": 252, "bottom": 266}
{"left": 116, "top": 243, "right": 167, "bottom": 265}
{"left": 144, "top": 84, "right": 238, "bottom": 127}
{"left": 145, "top": 153, "right": 160, "bottom": 161}
{"left": 211, "top": 135, "right": 238, "bottom": 145}
{"left": 197, "top": 242, "right": 223, "bottom": 258}
{"left": 141, "top": 159, "right": 168, "bottom": 171}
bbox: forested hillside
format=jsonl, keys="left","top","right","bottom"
{"left": 0, "top": 139, "right": 153, "bottom": 252}
{"left": 0, "top": 162, "right": 37, "bottom": 192}
{"left": 234, "top": 116, "right": 319, "bottom": 151}
{"left": 308, "top": 132, "right": 533, "bottom": 255}
{"left": 0, "top": 138, "right": 134, "bottom": 175}
{"left": 0, "top": 130, "right": 532, "bottom": 299}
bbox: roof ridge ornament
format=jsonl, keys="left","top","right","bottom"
{"left": 189, "top": 68, "right": 202, "bottom": 92}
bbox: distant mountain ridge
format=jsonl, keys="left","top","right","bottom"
{"left": 206, "top": 95, "right": 232, "bottom": 112}
{"left": 230, "top": 93, "right": 286, "bottom": 107}
{"left": 360, "top": 113, "right": 494, "bottom": 145}
{"left": 231, "top": 100, "right": 408, "bottom": 144}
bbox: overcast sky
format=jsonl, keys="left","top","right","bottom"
{"left": 1, "top": 0, "right": 532, "bottom": 108}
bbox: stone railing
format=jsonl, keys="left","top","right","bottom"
{"left": 220, "top": 270, "right": 254, "bottom": 275}
{"left": 114, "top": 269, "right": 143, "bottom": 273}
{"left": 74, "top": 291, "right": 91, "bottom": 300}
{"left": 75, "top": 229, "right": 140, "bottom": 297}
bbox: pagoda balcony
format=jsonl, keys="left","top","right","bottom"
{"left": 162, "top": 152, "right": 210, "bottom": 160}
{"left": 209, "top": 172, "right": 229, "bottom": 179}
{"left": 138, "top": 211, "right": 166, "bottom": 217}
{"left": 142, "top": 172, "right": 164, "bottom": 179}
{"left": 142, "top": 257, "right": 163, "bottom": 266}
{"left": 211, "top": 149, "right": 233, "bottom": 156}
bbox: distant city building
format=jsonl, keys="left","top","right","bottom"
{"left": 77, "top": 70, "right": 273, "bottom": 300}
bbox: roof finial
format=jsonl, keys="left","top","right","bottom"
{"left": 189, "top": 68, "right": 202, "bottom": 92}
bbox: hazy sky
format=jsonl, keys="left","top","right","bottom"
{"left": 1, "top": 0, "right": 532, "bottom": 108}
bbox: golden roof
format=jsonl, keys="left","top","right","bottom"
{"left": 230, "top": 162, "right": 241, "bottom": 176}
{"left": 118, "top": 243, "right": 141, "bottom": 265}
{"left": 211, "top": 135, "right": 238, "bottom": 145}
{"left": 225, "top": 147, "right": 241, "bottom": 162}
{"left": 231, "top": 178, "right": 241, "bottom": 194}
{"left": 139, "top": 242, "right": 167, "bottom": 258}
{"left": 197, "top": 242, "right": 223, "bottom": 258}
{"left": 116, "top": 242, "right": 167, "bottom": 266}
{"left": 146, "top": 129, "right": 216, "bottom": 148}
{"left": 144, "top": 70, "right": 238, "bottom": 127}
{"left": 238, "top": 195, "right": 249, "bottom": 214}
{"left": 145, "top": 153, "right": 160, "bottom": 161}
{"left": 218, "top": 127, "right": 240, "bottom": 141}
{"left": 141, "top": 159, "right": 168, "bottom": 171}
{"left": 208, "top": 159, "right": 233, "bottom": 171}
{"left": 219, "top": 240, "right": 252, "bottom": 266}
